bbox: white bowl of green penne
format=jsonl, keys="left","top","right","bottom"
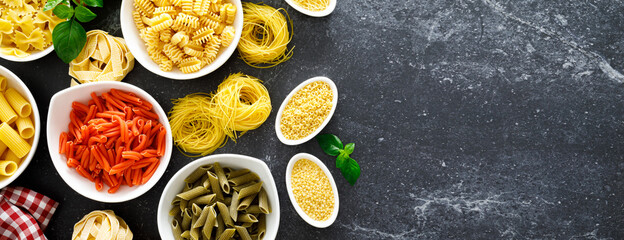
{"left": 157, "top": 154, "right": 280, "bottom": 240}
{"left": 0, "top": 65, "right": 41, "bottom": 189}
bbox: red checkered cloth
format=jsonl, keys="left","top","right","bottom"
{"left": 0, "top": 187, "right": 59, "bottom": 240}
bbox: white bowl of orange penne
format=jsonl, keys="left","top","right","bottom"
{"left": 46, "top": 81, "right": 173, "bottom": 203}
{"left": 0, "top": 65, "right": 41, "bottom": 189}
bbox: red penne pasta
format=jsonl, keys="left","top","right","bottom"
{"left": 60, "top": 89, "right": 166, "bottom": 193}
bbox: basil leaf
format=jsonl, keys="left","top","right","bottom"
{"left": 52, "top": 19, "right": 87, "bottom": 63}
{"left": 82, "top": 0, "right": 103, "bottom": 7}
{"left": 316, "top": 134, "right": 343, "bottom": 156}
{"left": 43, "top": 0, "right": 63, "bottom": 11}
{"left": 339, "top": 157, "right": 360, "bottom": 185}
{"left": 344, "top": 143, "right": 354, "bottom": 155}
{"left": 336, "top": 153, "right": 349, "bottom": 168}
{"left": 53, "top": 5, "right": 74, "bottom": 19}
{"left": 75, "top": 5, "right": 97, "bottom": 22}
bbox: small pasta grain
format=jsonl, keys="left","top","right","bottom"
{"left": 280, "top": 81, "right": 333, "bottom": 140}
{"left": 291, "top": 159, "right": 334, "bottom": 221}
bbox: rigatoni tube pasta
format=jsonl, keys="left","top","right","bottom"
{"left": 170, "top": 162, "right": 271, "bottom": 239}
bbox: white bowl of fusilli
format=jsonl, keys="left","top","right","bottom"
{"left": 120, "top": 0, "right": 243, "bottom": 80}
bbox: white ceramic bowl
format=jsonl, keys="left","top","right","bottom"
{"left": 0, "top": 65, "right": 41, "bottom": 189}
{"left": 285, "top": 153, "right": 339, "bottom": 228}
{"left": 46, "top": 81, "right": 173, "bottom": 203}
{"left": 285, "top": 0, "right": 336, "bottom": 17}
{"left": 0, "top": 46, "right": 54, "bottom": 62}
{"left": 275, "top": 76, "right": 338, "bottom": 145}
{"left": 157, "top": 154, "right": 280, "bottom": 239}
{"left": 120, "top": 0, "right": 244, "bottom": 80}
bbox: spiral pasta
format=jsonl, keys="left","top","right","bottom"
{"left": 133, "top": 0, "right": 238, "bottom": 73}
{"left": 238, "top": 2, "right": 294, "bottom": 68}
{"left": 168, "top": 73, "right": 271, "bottom": 156}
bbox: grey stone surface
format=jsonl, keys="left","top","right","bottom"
{"left": 1, "top": 0, "right": 623, "bottom": 239}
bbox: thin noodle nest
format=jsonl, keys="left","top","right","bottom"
{"left": 169, "top": 73, "right": 271, "bottom": 156}
{"left": 238, "top": 2, "right": 293, "bottom": 68}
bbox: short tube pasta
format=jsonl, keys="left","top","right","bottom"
{"left": 0, "top": 160, "right": 18, "bottom": 176}
{"left": 169, "top": 163, "right": 272, "bottom": 240}
{"left": 4, "top": 88, "right": 32, "bottom": 118}
{"left": 15, "top": 117, "right": 34, "bottom": 139}
{"left": 0, "top": 93, "right": 17, "bottom": 124}
{"left": 0, "top": 123, "right": 30, "bottom": 158}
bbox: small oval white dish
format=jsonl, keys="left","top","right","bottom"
{"left": 119, "top": 0, "right": 244, "bottom": 80}
{"left": 0, "top": 65, "right": 41, "bottom": 189}
{"left": 275, "top": 76, "right": 338, "bottom": 145}
{"left": 0, "top": 46, "right": 54, "bottom": 62}
{"left": 285, "top": 152, "right": 339, "bottom": 228}
{"left": 46, "top": 81, "right": 173, "bottom": 203}
{"left": 284, "top": 0, "right": 336, "bottom": 17}
{"left": 157, "top": 154, "right": 280, "bottom": 239}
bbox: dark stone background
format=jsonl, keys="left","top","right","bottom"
{"left": 1, "top": 0, "right": 623, "bottom": 239}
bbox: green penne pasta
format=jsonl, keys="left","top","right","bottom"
{"left": 191, "top": 203, "right": 202, "bottom": 216}
{"left": 208, "top": 171, "right": 224, "bottom": 201}
{"left": 190, "top": 227, "right": 200, "bottom": 240}
{"left": 235, "top": 226, "right": 252, "bottom": 240}
{"left": 188, "top": 193, "right": 216, "bottom": 206}
{"left": 231, "top": 181, "right": 257, "bottom": 192}
{"left": 180, "top": 230, "right": 190, "bottom": 239}
{"left": 169, "top": 206, "right": 181, "bottom": 217}
{"left": 224, "top": 196, "right": 232, "bottom": 206}
{"left": 257, "top": 214, "right": 266, "bottom": 240}
{"left": 184, "top": 165, "right": 212, "bottom": 183}
{"left": 217, "top": 228, "right": 236, "bottom": 240}
{"left": 227, "top": 169, "right": 250, "bottom": 179}
{"left": 181, "top": 208, "right": 193, "bottom": 230}
{"left": 171, "top": 196, "right": 182, "bottom": 206}
{"left": 177, "top": 186, "right": 209, "bottom": 200}
{"left": 228, "top": 172, "right": 259, "bottom": 186}
{"left": 241, "top": 222, "right": 254, "bottom": 228}
{"left": 183, "top": 182, "right": 193, "bottom": 192}
{"left": 236, "top": 213, "right": 258, "bottom": 223}
{"left": 213, "top": 162, "right": 231, "bottom": 194}
{"left": 216, "top": 215, "right": 225, "bottom": 238}
{"left": 237, "top": 193, "right": 257, "bottom": 211}
{"left": 179, "top": 199, "right": 188, "bottom": 212}
{"left": 193, "top": 206, "right": 210, "bottom": 229}
{"left": 238, "top": 182, "right": 263, "bottom": 200}
{"left": 171, "top": 219, "right": 182, "bottom": 240}
{"left": 216, "top": 202, "right": 234, "bottom": 227}
{"left": 201, "top": 204, "right": 217, "bottom": 239}
{"left": 258, "top": 188, "right": 270, "bottom": 214}
{"left": 244, "top": 205, "right": 262, "bottom": 214}
{"left": 229, "top": 191, "right": 240, "bottom": 222}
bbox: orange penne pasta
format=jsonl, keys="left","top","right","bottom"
{"left": 60, "top": 89, "right": 165, "bottom": 193}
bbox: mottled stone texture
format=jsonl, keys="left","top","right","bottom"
{"left": 1, "top": 0, "right": 623, "bottom": 239}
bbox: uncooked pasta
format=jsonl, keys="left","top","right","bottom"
{"left": 291, "top": 0, "right": 330, "bottom": 12}
{"left": 168, "top": 73, "right": 271, "bottom": 156}
{"left": 238, "top": 3, "right": 293, "bottom": 68}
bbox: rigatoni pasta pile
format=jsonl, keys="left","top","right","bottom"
{"left": 169, "top": 162, "right": 271, "bottom": 240}
{"left": 280, "top": 81, "right": 333, "bottom": 140}
{"left": 132, "top": 0, "right": 237, "bottom": 73}
{"left": 69, "top": 30, "right": 135, "bottom": 86}
{"left": 0, "top": 75, "right": 34, "bottom": 177}
{"left": 59, "top": 89, "right": 167, "bottom": 193}
{"left": 0, "top": 0, "right": 63, "bottom": 57}
{"left": 72, "top": 210, "right": 133, "bottom": 240}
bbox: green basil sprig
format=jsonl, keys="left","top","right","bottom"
{"left": 44, "top": 0, "right": 102, "bottom": 63}
{"left": 316, "top": 134, "right": 360, "bottom": 185}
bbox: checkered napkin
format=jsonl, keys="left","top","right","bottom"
{"left": 0, "top": 187, "right": 59, "bottom": 240}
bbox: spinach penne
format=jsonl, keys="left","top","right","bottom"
{"left": 228, "top": 172, "right": 259, "bottom": 186}
{"left": 213, "top": 162, "right": 231, "bottom": 194}
{"left": 216, "top": 202, "right": 235, "bottom": 227}
{"left": 238, "top": 182, "right": 263, "bottom": 200}
{"left": 217, "top": 228, "right": 236, "bottom": 240}
{"left": 177, "top": 186, "right": 209, "bottom": 200}
{"left": 258, "top": 188, "right": 271, "bottom": 214}
{"left": 235, "top": 225, "right": 253, "bottom": 240}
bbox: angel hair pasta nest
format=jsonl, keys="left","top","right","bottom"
{"left": 168, "top": 73, "right": 271, "bottom": 156}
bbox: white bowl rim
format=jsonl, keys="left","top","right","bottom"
{"left": 284, "top": 0, "right": 336, "bottom": 17}
{"left": 285, "top": 152, "right": 339, "bottom": 228}
{"left": 275, "top": 76, "right": 338, "bottom": 145}
{"left": 157, "top": 154, "right": 281, "bottom": 239}
{"left": 0, "top": 65, "right": 41, "bottom": 189}
{"left": 46, "top": 81, "right": 173, "bottom": 203}
{"left": 119, "top": 0, "right": 244, "bottom": 80}
{"left": 0, "top": 45, "right": 54, "bottom": 62}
